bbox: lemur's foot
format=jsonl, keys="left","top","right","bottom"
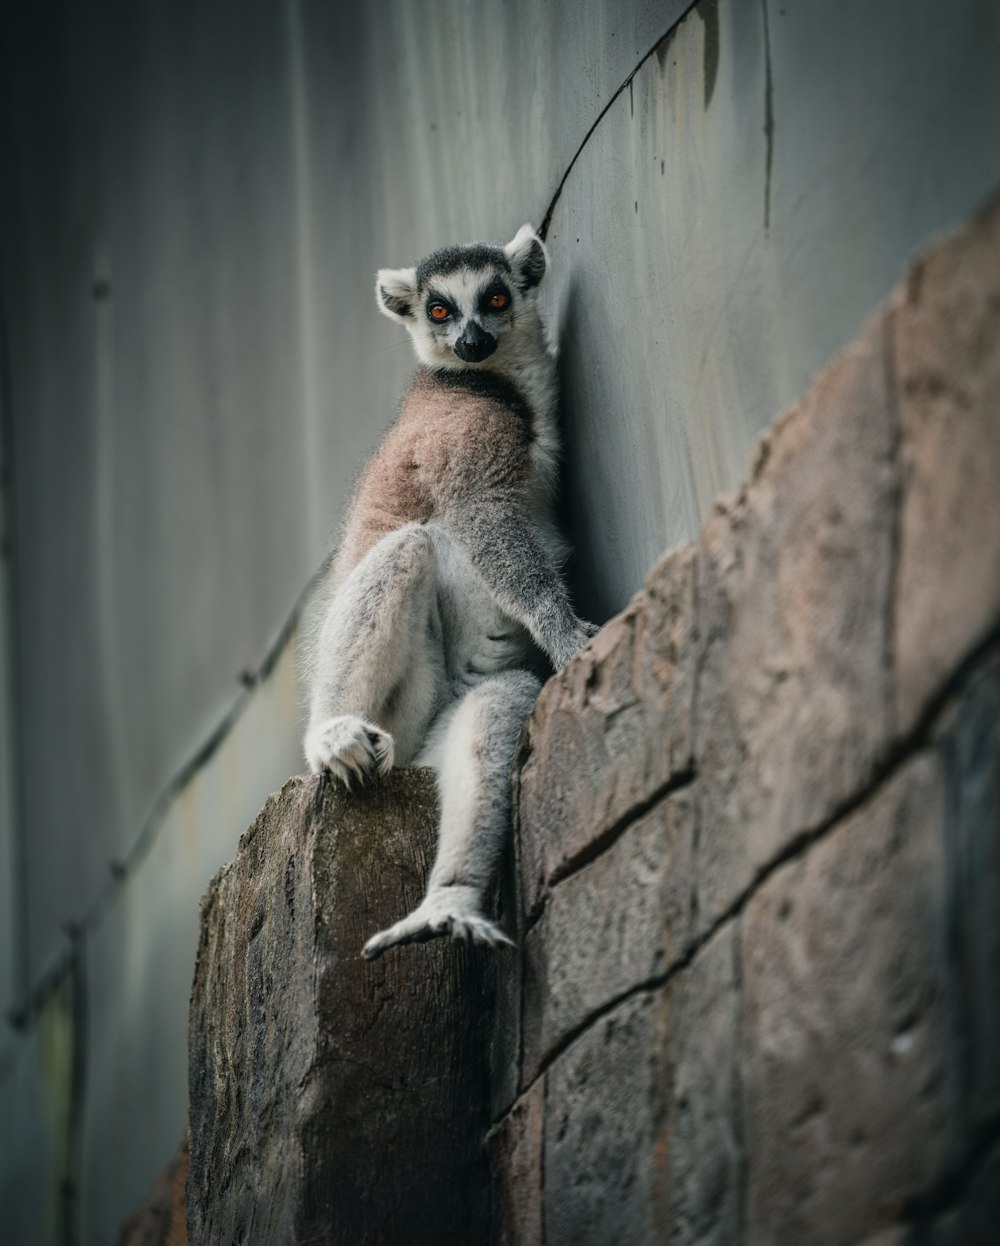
{"left": 361, "top": 886, "right": 514, "bottom": 960}
{"left": 305, "top": 715, "right": 394, "bottom": 787}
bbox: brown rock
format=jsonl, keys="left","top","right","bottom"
{"left": 544, "top": 990, "right": 665, "bottom": 1246}
{"left": 850, "top": 1232, "right": 908, "bottom": 1246}
{"left": 517, "top": 542, "right": 696, "bottom": 919}
{"left": 695, "top": 309, "right": 897, "bottom": 930}
{"left": 521, "top": 790, "right": 694, "bottom": 1083}
{"left": 486, "top": 1077, "right": 545, "bottom": 1246}
{"left": 893, "top": 193, "right": 1000, "bottom": 733}
{"left": 542, "top": 921, "right": 741, "bottom": 1246}
{"left": 742, "top": 754, "right": 960, "bottom": 1246}
{"left": 187, "top": 771, "right": 495, "bottom": 1246}
{"left": 657, "top": 921, "right": 742, "bottom": 1246}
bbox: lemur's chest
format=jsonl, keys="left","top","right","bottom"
{"left": 387, "top": 376, "right": 540, "bottom": 513}
{"left": 341, "top": 370, "right": 553, "bottom": 575}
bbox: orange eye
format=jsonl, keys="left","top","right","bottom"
{"left": 489, "top": 292, "right": 508, "bottom": 310}
{"left": 429, "top": 303, "right": 450, "bottom": 321}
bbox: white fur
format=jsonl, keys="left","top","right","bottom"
{"left": 504, "top": 223, "right": 547, "bottom": 274}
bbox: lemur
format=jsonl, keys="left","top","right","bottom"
{"left": 302, "top": 224, "right": 595, "bottom": 960}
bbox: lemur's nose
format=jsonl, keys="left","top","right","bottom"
{"left": 454, "top": 319, "right": 497, "bottom": 363}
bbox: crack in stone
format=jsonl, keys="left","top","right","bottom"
{"left": 522, "top": 765, "right": 698, "bottom": 936}
{"left": 883, "top": 299, "right": 904, "bottom": 745}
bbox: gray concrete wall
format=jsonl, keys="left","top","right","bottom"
{"left": 0, "top": 0, "right": 996, "bottom": 1240}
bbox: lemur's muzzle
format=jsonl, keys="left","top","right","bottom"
{"left": 454, "top": 320, "right": 497, "bottom": 363}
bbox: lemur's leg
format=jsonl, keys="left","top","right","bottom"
{"left": 362, "top": 668, "right": 541, "bottom": 959}
{"left": 305, "top": 524, "right": 444, "bottom": 784}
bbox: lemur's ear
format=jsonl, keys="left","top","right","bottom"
{"left": 504, "top": 224, "right": 548, "bottom": 292}
{"left": 375, "top": 267, "right": 418, "bottom": 321}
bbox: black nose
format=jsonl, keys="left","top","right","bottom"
{"left": 454, "top": 320, "right": 497, "bottom": 362}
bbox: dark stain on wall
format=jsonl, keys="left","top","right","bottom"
{"left": 698, "top": 0, "right": 720, "bottom": 111}
{"left": 654, "top": 26, "right": 676, "bottom": 73}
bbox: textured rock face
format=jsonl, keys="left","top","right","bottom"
{"left": 742, "top": 755, "right": 958, "bottom": 1246}
{"left": 517, "top": 543, "right": 697, "bottom": 922}
{"left": 502, "top": 195, "right": 1000, "bottom": 1244}
{"left": 893, "top": 200, "right": 1000, "bottom": 733}
{"left": 187, "top": 771, "right": 497, "bottom": 1246}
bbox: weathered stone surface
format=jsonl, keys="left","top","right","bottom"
{"left": 542, "top": 922, "right": 741, "bottom": 1246}
{"left": 853, "top": 1232, "right": 907, "bottom": 1246}
{"left": 544, "top": 990, "right": 665, "bottom": 1246}
{"left": 521, "top": 790, "right": 694, "bottom": 1083}
{"left": 187, "top": 771, "right": 496, "bottom": 1246}
{"left": 893, "top": 193, "right": 1000, "bottom": 734}
{"left": 117, "top": 1138, "right": 189, "bottom": 1246}
{"left": 517, "top": 542, "right": 696, "bottom": 919}
{"left": 695, "top": 310, "right": 897, "bottom": 930}
{"left": 937, "top": 649, "right": 1000, "bottom": 1134}
{"left": 658, "top": 921, "right": 742, "bottom": 1246}
{"left": 489, "top": 845, "right": 525, "bottom": 1121}
{"left": 742, "top": 754, "right": 959, "bottom": 1246}
{"left": 486, "top": 1077, "right": 545, "bottom": 1246}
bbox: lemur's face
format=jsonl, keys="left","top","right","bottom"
{"left": 376, "top": 225, "right": 548, "bottom": 370}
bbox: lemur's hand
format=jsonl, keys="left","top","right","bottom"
{"left": 548, "top": 618, "right": 599, "bottom": 671}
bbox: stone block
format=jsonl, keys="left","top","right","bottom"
{"left": 742, "top": 754, "right": 960, "bottom": 1246}
{"left": 544, "top": 990, "right": 665, "bottom": 1246}
{"left": 696, "top": 309, "right": 897, "bottom": 930}
{"left": 852, "top": 1233, "right": 907, "bottom": 1246}
{"left": 518, "top": 542, "right": 696, "bottom": 919}
{"left": 486, "top": 1078, "right": 545, "bottom": 1246}
{"left": 521, "top": 790, "right": 694, "bottom": 1083}
{"left": 893, "top": 193, "right": 1000, "bottom": 733}
{"left": 657, "top": 922, "right": 742, "bottom": 1246}
{"left": 543, "top": 922, "right": 740, "bottom": 1246}
{"left": 187, "top": 771, "right": 495, "bottom": 1246}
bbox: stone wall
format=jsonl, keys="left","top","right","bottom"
{"left": 491, "top": 196, "right": 1000, "bottom": 1243}
{"left": 186, "top": 196, "right": 999, "bottom": 1243}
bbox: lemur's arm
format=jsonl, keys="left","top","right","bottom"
{"left": 450, "top": 495, "right": 595, "bottom": 670}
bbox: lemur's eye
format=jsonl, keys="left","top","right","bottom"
{"left": 489, "top": 292, "right": 508, "bottom": 310}
{"left": 429, "top": 303, "right": 450, "bottom": 321}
